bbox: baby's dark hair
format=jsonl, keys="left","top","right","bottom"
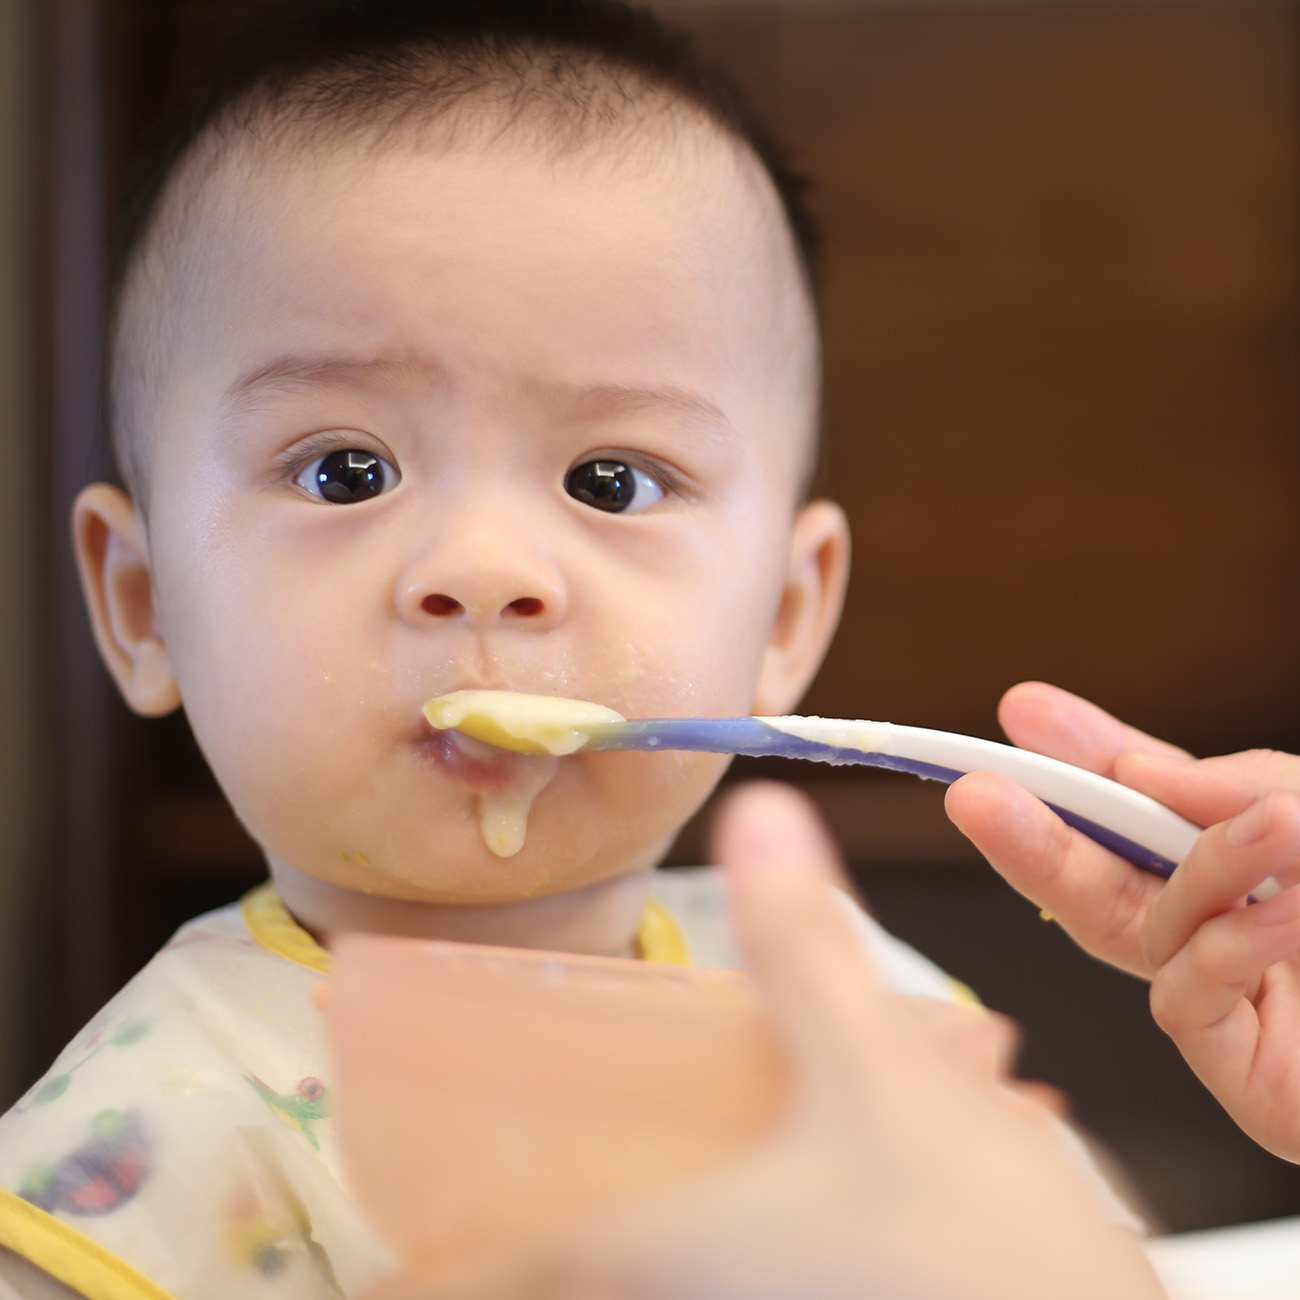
{"left": 104, "top": 0, "right": 820, "bottom": 498}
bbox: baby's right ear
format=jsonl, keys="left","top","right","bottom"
{"left": 72, "top": 484, "right": 181, "bottom": 716}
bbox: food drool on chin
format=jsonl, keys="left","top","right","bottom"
{"left": 475, "top": 754, "right": 559, "bottom": 857}
{"left": 424, "top": 690, "right": 625, "bottom": 858}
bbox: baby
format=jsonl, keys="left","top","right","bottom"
{"left": 0, "top": 2, "right": 981, "bottom": 1296}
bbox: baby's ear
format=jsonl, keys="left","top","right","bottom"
{"left": 753, "top": 499, "right": 850, "bottom": 716}
{"left": 72, "top": 484, "right": 181, "bottom": 716}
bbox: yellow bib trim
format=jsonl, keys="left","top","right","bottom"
{"left": 241, "top": 882, "right": 332, "bottom": 975}
{"left": 242, "top": 882, "right": 690, "bottom": 970}
{"left": 0, "top": 1187, "right": 177, "bottom": 1300}
{"left": 633, "top": 897, "right": 690, "bottom": 965}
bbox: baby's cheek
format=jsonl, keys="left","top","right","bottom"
{"left": 558, "top": 749, "right": 729, "bottom": 868}
{"left": 182, "top": 677, "right": 369, "bottom": 863}
{"left": 593, "top": 643, "right": 768, "bottom": 723}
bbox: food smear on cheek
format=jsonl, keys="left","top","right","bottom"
{"left": 475, "top": 754, "right": 559, "bottom": 858}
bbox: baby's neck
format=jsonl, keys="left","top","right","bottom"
{"left": 268, "top": 858, "right": 652, "bottom": 959}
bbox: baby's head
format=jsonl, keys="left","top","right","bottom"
{"left": 74, "top": 0, "right": 850, "bottom": 945}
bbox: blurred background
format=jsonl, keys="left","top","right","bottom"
{"left": 1, "top": 0, "right": 1298, "bottom": 1233}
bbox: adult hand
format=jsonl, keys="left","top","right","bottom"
{"left": 946, "top": 681, "right": 1300, "bottom": 1159}
{"left": 373, "top": 780, "right": 1161, "bottom": 1300}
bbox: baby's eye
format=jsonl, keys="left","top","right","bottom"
{"left": 564, "top": 460, "right": 665, "bottom": 514}
{"left": 296, "top": 449, "right": 400, "bottom": 504}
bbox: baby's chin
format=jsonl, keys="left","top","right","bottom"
{"left": 278, "top": 809, "right": 676, "bottom": 908}
{"left": 260, "top": 748, "right": 729, "bottom": 909}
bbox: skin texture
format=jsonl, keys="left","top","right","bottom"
{"left": 946, "top": 680, "right": 1300, "bottom": 1161}
{"left": 73, "top": 120, "right": 849, "bottom": 955}
{"left": 370, "top": 783, "right": 1163, "bottom": 1300}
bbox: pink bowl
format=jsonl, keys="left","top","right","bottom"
{"left": 327, "top": 934, "right": 787, "bottom": 1276}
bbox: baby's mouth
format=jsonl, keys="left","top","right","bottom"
{"left": 417, "top": 721, "right": 562, "bottom": 858}
{"left": 417, "top": 724, "right": 522, "bottom": 789}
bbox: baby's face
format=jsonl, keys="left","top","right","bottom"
{"left": 134, "top": 127, "right": 832, "bottom": 906}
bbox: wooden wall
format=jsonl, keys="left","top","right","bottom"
{"left": 666, "top": 0, "right": 1300, "bottom": 790}
{"left": 0, "top": 0, "right": 41, "bottom": 1108}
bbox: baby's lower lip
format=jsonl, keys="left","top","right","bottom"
{"left": 417, "top": 728, "right": 521, "bottom": 789}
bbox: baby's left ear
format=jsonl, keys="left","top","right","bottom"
{"left": 753, "top": 499, "right": 850, "bottom": 716}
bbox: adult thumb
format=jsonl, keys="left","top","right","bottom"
{"left": 709, "top": 781, "right": 896, "bottom": 1107}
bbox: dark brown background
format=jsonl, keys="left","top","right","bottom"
{"left": 27, "top": 0, "right": 1300, "bottom": 1232}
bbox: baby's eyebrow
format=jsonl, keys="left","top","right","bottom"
{"left": 569, "top": 383, "right": 733, "bottom": 435}
{"left": 221, "top": 353, "right": 434, "bottom": 411}
{"left": 220, "top": 352, "right": 736, "bottom": 439}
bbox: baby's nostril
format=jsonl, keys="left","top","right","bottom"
{"left": 422, "top": 593, "right": 463, "bottom": 617}
{"left": 506, "top": 597, "right": 544, "bottom": 618}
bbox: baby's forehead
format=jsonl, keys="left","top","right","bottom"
{"left": 208, "top": 103, "right": 798, "bottom": 270}
{"left": 124, "top": 110, "right": 819, "bottom": 500}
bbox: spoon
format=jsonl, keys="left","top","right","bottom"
{"left": 425, "top": 691, "right": 1260, "bottom": 890}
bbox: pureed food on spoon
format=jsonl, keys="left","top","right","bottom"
{"left": 423, "top": 690, "right": 624, "bottom": 856}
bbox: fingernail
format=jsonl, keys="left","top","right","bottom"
{"left": 1228, "top": 799, "right": 1272, "bottom": 847}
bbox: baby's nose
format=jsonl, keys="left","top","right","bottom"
{"left": 398, "top": 537, "right": 567, "bottom": 630}
{"left": 420, "top": 593, "right": 547, "bottom": 620}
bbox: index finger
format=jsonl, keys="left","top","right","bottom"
{"left": 998, "top": 682, "right": 1193, "bottom": 779}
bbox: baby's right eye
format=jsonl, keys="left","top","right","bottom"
{"left": 296, "top": 449, "right": 401, "bottom": 504}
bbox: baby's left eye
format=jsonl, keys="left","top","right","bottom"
{"left": 564, "top": 460, "right": 665, "bottom": 514}
{"left": 296, "top": 449, "right": 401, "bottom": 504}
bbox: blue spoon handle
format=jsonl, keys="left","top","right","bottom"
{"left": 582, "top": 715, "right": 1210, "bottom": 883}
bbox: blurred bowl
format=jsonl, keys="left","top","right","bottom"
{"left": 327, "top": 933, "right": 787, "bottom": 1275}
